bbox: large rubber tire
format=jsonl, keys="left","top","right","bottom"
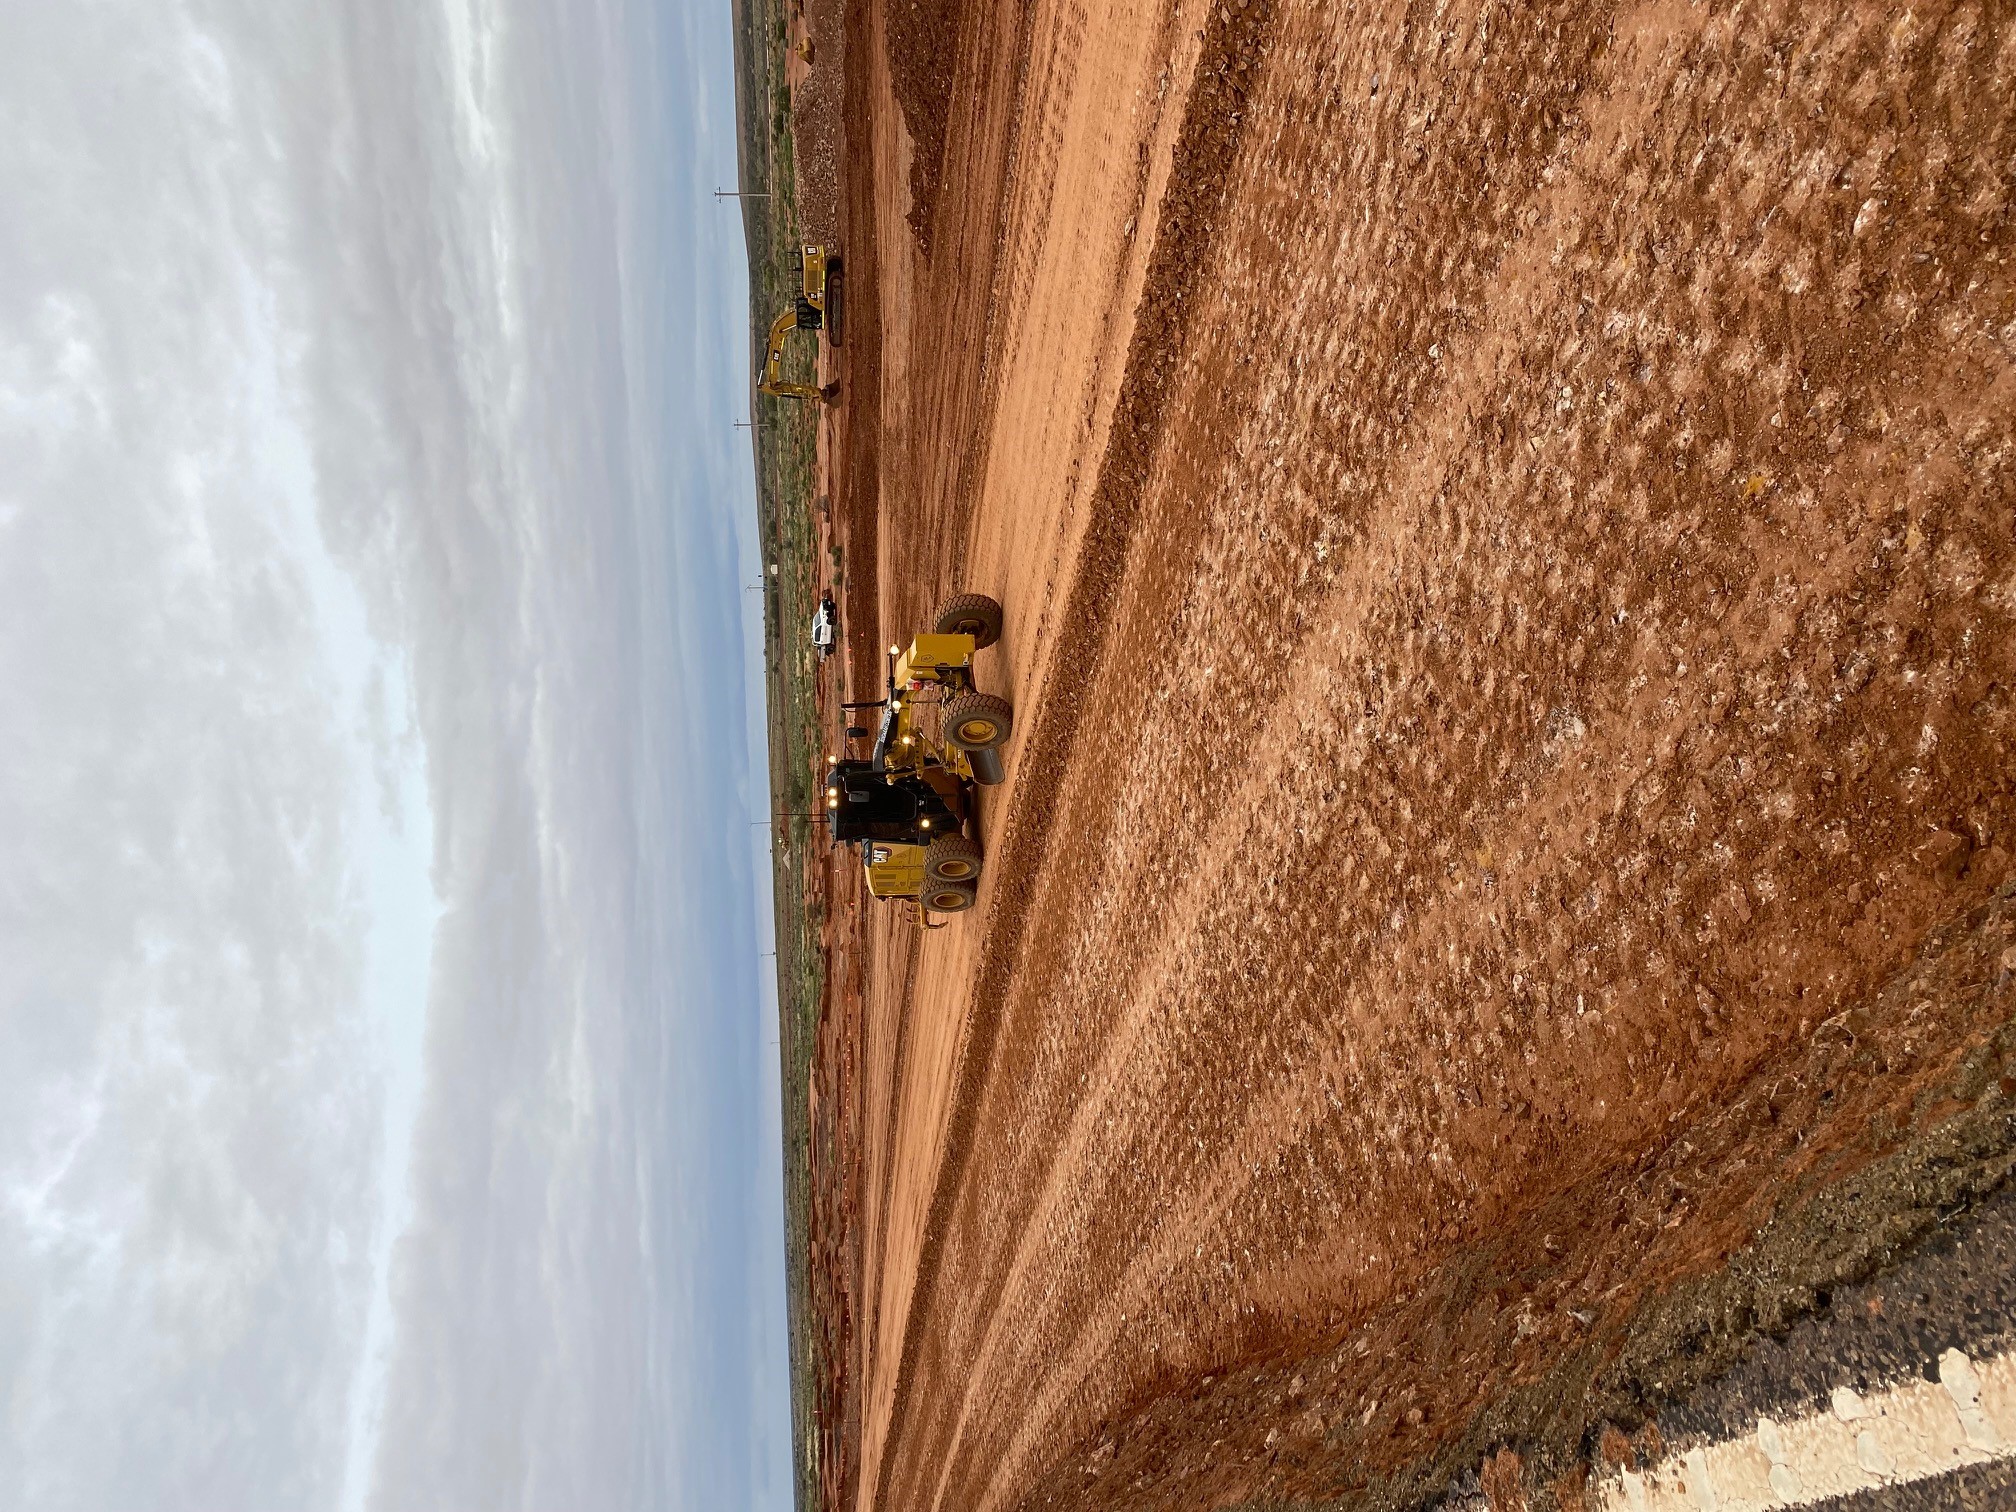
{"left": 924, "top": 834, "right": 982, "bottom": 886}
{"left": 794, "top": 294, "right": 822, "bottom": 330}
{"left": 923, "top": 880, "right": 977, "bottom": 913}
{"left": 825, "top": 264, "right": 844, "bottom": 346}
{"left": 944, "top": 691, "right": 1013, "bottom": 752}
{"left": 932, "top": 592, "right": 1003, "bottom": 648}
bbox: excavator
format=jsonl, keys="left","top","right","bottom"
{"left": 760, "top": 243, "right": 842, "bottom": 402}
{"left": 824, "top": 593, "right": 1012, "bottom": 916}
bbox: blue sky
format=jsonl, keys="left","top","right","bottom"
{"left": 0, "top": 1, "right": 789, "bottom": 1508}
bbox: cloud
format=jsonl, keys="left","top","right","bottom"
{"left": 0, "top": 0, "right": 785, "bottom": 1508}
{"left": 0, "top": 8, "right": 386, "bottom": 1507}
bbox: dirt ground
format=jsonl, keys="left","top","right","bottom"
{"left": 798, "top": 0, "right": 2016, "bottom": 1509}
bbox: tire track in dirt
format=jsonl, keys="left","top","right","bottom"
{"left": 846, "top": 2, "right": 1053, "bottom": 1493}
{"left": 838, "top": 0, "right": 2016, "bottom": 1508}
{"left": 884, "top": 42, "right": 1219, "bottom": 1487}
{"left": 895, "top": 2, "right": 2016, "bottom": 1512}
{"left": 944, "top": 0, "right": 1733, "bottom": 1424}
{"left": 1014, "top": 885, "right": 2016, "bottom": 1512}
{"left": 903, "top": 3, "right": 1645, "bottom": 1500}
{"left": 863, "top": 4, "right": 1287, "bottom": 1510}
{"left": 946, "top": 0, "right": 1200, "bottom": 752}
{"left": 930, "top": 4, "right": 1043, "bottom": 594}
{"left": 978, "top": 435, "right": 2016, "bottom": 1494}
{"left": 855, "top": 42, "right": 1222, "bottom": 1448}
{"left": 837, "top": 0, "right": 882, "bottom": 702}
{"left": 860, "top": 925, "right": 915, "bottom": 1368}
{"left": 959, "top": 0, "right": 2016, "bottom": 1491}
{"left": 914, "top": 3, "right": 1643, "bottom": 1490}
{"left": 891, "top": 0, "right": 1039, "bottom": 613}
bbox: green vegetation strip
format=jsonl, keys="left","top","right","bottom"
{"left": 729, "top": 2, "right": 826, "bottom": 1508}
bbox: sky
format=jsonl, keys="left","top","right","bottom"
{"left": 0, "top": 1, "right": 789, "bottom": 1509}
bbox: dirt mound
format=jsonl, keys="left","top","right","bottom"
{"left": 882, "top": 0, "right": 959, "bottom": 254}
{"left": 789, "top": 1, "right": 843, "bottom": 242}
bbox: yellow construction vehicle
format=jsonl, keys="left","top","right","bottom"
{"left": 824, "top": 593, "right": 1012, "bottom": 916}
{"left": 760, "top": 243, "right": 842, "bottom": 402}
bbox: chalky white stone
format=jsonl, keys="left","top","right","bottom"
{"left": 1596, "top": 1347, "right": 2016, "bottom": 1510}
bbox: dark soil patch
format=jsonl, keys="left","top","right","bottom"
{"left": 883, "top": 0, "right": 961, "bottom": 254}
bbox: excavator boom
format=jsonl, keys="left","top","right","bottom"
{"left": 757, "top": 244, "right": 840, "bottom": 402}
{"left": 760, "top": 308, "right": 824, "bottom": 401}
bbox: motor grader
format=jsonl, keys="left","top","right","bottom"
{"left": 760, "top": 243, "right": 842, "bottom": 402}
{"left": 824, "top": 593, "right": 1012, "bottom": 916}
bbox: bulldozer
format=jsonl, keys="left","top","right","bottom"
{"left": 825, "top": 593, "right": 1012, "bottom": 916}
{"left": 760, "top": 243, "right": 842, "bottom": 402}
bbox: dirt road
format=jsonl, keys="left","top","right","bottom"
{"left": 810, "top": 0, "right": 2016, "bottom": 1507}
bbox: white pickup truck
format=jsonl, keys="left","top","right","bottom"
{"left": 810, "top": 593, "right": 837, "bottom": 659}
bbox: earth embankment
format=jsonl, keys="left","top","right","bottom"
{"left": 811, "top": 2, "right": 2016, "bottom": 1508}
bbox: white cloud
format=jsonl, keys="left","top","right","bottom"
{"left": 0, "top": 15, "right": 391, "bottom": 1495}
{"left": 0, "top": 0, "right": 786, "bottom": 1508}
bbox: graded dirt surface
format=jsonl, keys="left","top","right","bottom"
{"left": 804, "top": 1, "right": 2016, "bottom": 1509}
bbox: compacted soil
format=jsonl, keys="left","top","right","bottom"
{"left": 803, "top": 1, "right": 2016, "bottom": 1508}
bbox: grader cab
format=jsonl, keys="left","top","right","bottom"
{"left": 760, "top": 243, "right": 842, "bottom": 402}
{"left": 825, "top": 594, "right": 1012, "bottom": 916}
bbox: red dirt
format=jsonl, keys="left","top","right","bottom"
{"left": 789, "top": 0, "right": 843, "bottom": 242}
{"left": 881, "top": 0, "right": 961, "bottom": 252}
{"left": 805, "top": 0, "right": 2016, "bottom": 1509}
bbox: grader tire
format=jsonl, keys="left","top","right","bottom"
{"left": 932, "top": 592, "right": 1003, "bottom": 649}
{"left": 923, "top": 881, "right": 977, "bottom": 913}
{"left": 944, "top": 691, "right": 1013, "bottom": 752}
{"left": 924, "top": 834, "right": 982, "bottom": 886}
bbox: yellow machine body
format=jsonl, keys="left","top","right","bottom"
{"left": 863, "top": 843, "right": 927, "bottom": 899}
{"left": 799, "top": 243, "right": 829, "bottom": 309}
{"left": 759, "top": 244, "right": 833, "bottom": 402}
{"left": 893, "top": 633, "right": 975, "bottom": 687}
{"left": 759, "top": 308, "right": 819, "bottom": 400}
{"left": 825, "top": 592, "right": 1008, "bottom": 922}
{"left": 879, "top": 633, "right": 983, "bottom": 784}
